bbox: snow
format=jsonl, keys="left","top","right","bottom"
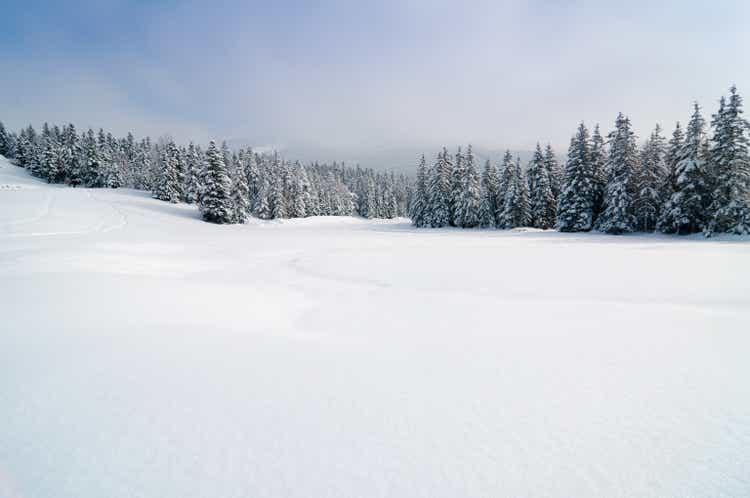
{"left": 1, "top": 155, "right": 750, "bottom": 498}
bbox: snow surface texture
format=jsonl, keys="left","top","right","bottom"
{"left": 1, "top": 155, "right": 749, "bottom": 498}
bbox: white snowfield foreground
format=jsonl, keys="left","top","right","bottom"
{"left": 1, "top": 155, "right": 749, "bottom": 498}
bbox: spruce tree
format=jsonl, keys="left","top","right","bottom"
{"left": 660, "top": 122, "right": 684, "bottom": 206}
{"left": 496, "top": 150, "right": 515, "bottom": 225}
{"left": 527, "top": 143, "right": 556, "bottom": 228}
{"left": 231, "top": 153, "right": 250, "bottom": 223}
{"left": 153, "top": 141, "right": 181, "bottom": 202}
{"left": 270, "top": 154, "right": 288, "bottom": 219}
{"left": 596, "top": 113, "right": 638, "bottom": 234}
{"left": 40, "top": 135, "right": 60, "bottom": 183}
{"left": 184, "top": 142, "right": 202, "bottom": 204}
{"left": 64, "top": 125, "right": 83, "bottom": 187}
{"left": 543, "top": 143, "right": 562, "bottom": 201}
{"left": 657, "top": 103, "right": 709, "bottom": 234}
{"left": 590, "top": 124, "right": 607, "bottom": 220}
{"left": 83, "top": 128, "right": 103, "bottom": 187}
{"left": 244, "top": 149, "right": 261, "bottom": 208}
{"left": 427, "top": 148, "right": 452, "bottom": 227}
{"left": 288, "top": 161, "right": 308, "bottom": 218}
{"left": 454, "top": 145, "right": 481, "bottom": 228}
{"left": 200, "top": 140, "right": 234, "bottom": 224}
{"left": 556, "top": 123, "right": 595, "bottom": 231}
{"left": 498, "top": 157, "right": 530, "bottom": 228}
{"left": 634, "top": 124, "right": 666, "bottom": 232}
{"left": 480, "top": 159, "right": 499, "bottom": 228}
{"left": 411, "top": 154, "right": 429, "bottom": 227}
{"left": 450, "top": 146, "right": 464, "bottom": 226}
{"left": 0, "top": 121, "right": 9, "bottom": 157}
{"left": 705, "top": 85, "right": 750, "bottom": 235}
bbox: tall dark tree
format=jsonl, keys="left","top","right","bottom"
{"left": 411, "top": 154, "right": 429, "bottom": 227}
{"left": 596, "top": 113, "right": 638, "bottom": 234}
{"left": 200, "top": 140, "right": 234, "bottom": 224}
{"left": 556, "top": 123, "right": 595, "bottom": 232}
{"left": 634, "top": 124, "right": 666, "bottom": 232}
{"left": 705, "top": 85, "right": 750, "bottom": 235}
{"left": 527, "top": 143, "right": 556, "bottom": 229}
{"left": 657, "top": 103, "right": 709, "bottom": 234}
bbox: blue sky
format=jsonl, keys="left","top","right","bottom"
{"left": 2, "top": 0, "right": 749, "bottom": 154}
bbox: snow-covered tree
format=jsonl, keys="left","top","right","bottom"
{"left": 153, "top": 140, "right": 182, "bottom": 203}
{"left": 596, "top": 113, "right": 638, "bottom": 234}
{"left": 231, "top": 153, "right": 250, "bottom": 223}
{"left": 498, "top": 156, "right": 530, "bottom": 228}
{"left": 480, "top": 159, "right": 499, "bottom": 228}
{"left": 453, "top": 145, "right": 481, "bottom": 228}
{"left": 527, "top": 143, "right": 556, "bottom": 228}
{"left": 200, "top": 140, "right": 234, "bottom": 224}
{"left": 543, "top": 143, "right": 562, "bottom": 201}
{"left": 705, "top": 85, "right": 750, "bottom": 236}
{"left": 634, "top": 124, "right": 666, "bottom": 232}
{"left": 427, "top": 148, "right": 452, "bottom": 227}
{"left": 0, "top": 121, "right": 9, "bottom": 157}
{"left": 411, "top": 154, "right": 429, "bottom": 227}
{"left": 82, "top": 128, "right": 103, "bottom": 187}
{"left": 660, "top": 122, "right": 684, "bottom": 206}
{"left": 496, "top": 150, "right": 515, "bottom": 224}
{"left": 556, "top": 123, "right": 595, "bottom": 231}
{"left": 40, "top": 135, "right": 60, "bottom": 183}
{"left": 184, "top": 142, "right": 202, "bottom": 204}
{"left": 450, "top": 146, "right": 464, "bottom": 226}
{"left": 657, "top": 103, "right": 709, "bottom": 234}
{"left": 589, "top": 124, "right": 607, "bottom": 220}
{"left": 269, "top": 154, "right": 288, "bottom": 219}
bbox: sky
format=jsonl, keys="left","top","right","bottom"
{"left": 2, "top": 0, "right": 749, "bottom": 160}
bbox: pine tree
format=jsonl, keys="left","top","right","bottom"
{"left": 40, "top": 135, "right": 60, "bottom": 183}
{"left": 200, "top": 140, "right": 234, "bottom": 224}
{"left": 556, "top": 123, "right": 595, "bottom": 231}
{"left": 231, "top": 153, "right": 250, "bottom": 223}
{"left": 153, "top": 140, "right": 181, "bottom": 202}
{"left": 657, "top": 103, "right": 709, "bottom": 234}
{"left": 450, "top": 146, "right": 464, "bottom": 226}
{"left": 596, "top": 113, "right": 638, "bottom": 234}
{"left": 83, "top": 128, "right": 103, "bottom": 187}
{"left": 496, "top": 150, "right": 515, "bottom": 225}
{"left": 479, "top": 159, "right": 499, "bottom": 228}
{"left": 527, "top": 143, "right": 556, "bottom": 228}
{"left": 454, "top": 145, "right": 481, "bottom": 228}
{"left": 184, "top": 142, "right": 202, "bottom": 204}
{"left": 543, "top": 143, "right": 562, "bottom": 201}
{"left": 705, "top": 85, "right": 750, "bottom": 235}
{"left": 411, "top": 154, "right": 429, "bottom": 227}
{"left": 427, "top": 148, "right": 452, "bottom": 227}
{"left": 498, "top": 157, "right": 530, "bottom": 228}
{"left": 269, "top": 153, "right": 288, "bottom": 219}
{"left": 589, "top": 124, "right": 607, "bottom": 220}
{"left": 660, "top": 122, "right": 684, "bottom": 206}
{"left": 0, "top": 121, "right": 9, "bottom": 157}
{"left": 64, "top": 125, "right": 83, "bottom": 187}
{"left": 288, "top": 161, "right": 308, "bottom": 218}
{"left": 633, "top": 124, "right": 666, "bottom": 232}
{"left": 244, "top": 149, "right": 261, "bottom": 208}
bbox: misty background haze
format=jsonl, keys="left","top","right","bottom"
{"left": 2, "top": 0, "right": 749, "bottom": 170}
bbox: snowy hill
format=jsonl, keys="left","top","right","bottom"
{"left": 1, "top": 154, "right": 750, "bottom": 498}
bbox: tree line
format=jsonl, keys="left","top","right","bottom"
{"left": 0, "top": 123, "right": 411, "bottom": 224}
{"left": 410, "top": 85, "right": 750, "bottom": 237}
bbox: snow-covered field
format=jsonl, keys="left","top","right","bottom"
{"left": 1, "top": 155, "right": 749, "bottom": 498}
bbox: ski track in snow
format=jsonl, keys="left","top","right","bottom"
{"left": 1, "top": 156, "right": 750, "bottom": 498}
